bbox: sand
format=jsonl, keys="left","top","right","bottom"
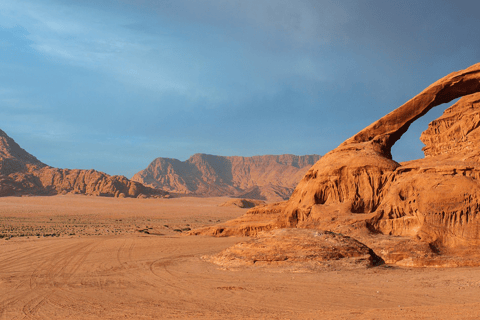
{"left": 1, "top": 195, "right": 480, "bottom": 319}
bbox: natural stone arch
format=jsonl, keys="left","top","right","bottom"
{"left": 276, "top": 63, "right": 480, "bottom": 227}
{"left": 342, "top": 63, "right": 480, "bottom": 159}
{"left": 194, "top": 63, "right": 480, "bottom": 248}
{"left": 193, "top": 63, "right": 480, "bottom": 266}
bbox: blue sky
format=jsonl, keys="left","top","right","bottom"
{"left": 1, "top": 0, "right": 480, "bottom": 177}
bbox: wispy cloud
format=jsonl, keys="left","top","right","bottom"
{"left": 0, "top": 0, "right": 342, "bottom": 108}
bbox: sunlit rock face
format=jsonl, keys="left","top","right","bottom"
{"left": 421, "top": 93, "right": 480, "bottom": 158}
{"left": 196, "top": 63, "right": 480, "bottom": 263}
{"left": 371, "top": 93, "right": 480, "bottom": 247}
{"left": 132, "top": 153, "right": 321, "bottom": 201}
{"left": 276, "top": 63, "right": 480, "bottom": 248}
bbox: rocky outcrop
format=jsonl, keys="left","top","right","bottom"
{"left": 205, "top": 228, "right": 383, "bottom": 272}
{"left": 218, "top": 198, "right": 266, "bottom": 209}
{"left": 0, "top": 130, "right": 167, "bottom": 198}
{"left": 194, "top": 63, "right": 480, "bottom": 267}
{"left": 132, "top": 153, "right": 321, "bottom": 201}
{"left": 279, "top": 63, "right": 480, "bottom": 229}
{"left": 369, "top": 93, "right": 480, "bottom": 247}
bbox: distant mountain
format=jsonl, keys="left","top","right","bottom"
{"left": 0, "top": 129, "right": 45, "bottom": 167}
{"left": 0, "top": 129, "right": 167, "bottom": 198}
{"left": 132, "top": 153, "right": 321, "bottom": 201}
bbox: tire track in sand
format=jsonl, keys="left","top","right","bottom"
{"left": 1, "top": 239, "right": 102, "bottom": 319}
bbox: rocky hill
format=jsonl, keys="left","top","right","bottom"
{"left": 132, "top": 154, "right": 321, "bottom": 201}
{"left": 193, "top": 63, "right": 480, "bottom": 268}
{"left": 0, "top": 129, "right": 167, "bottom": 198}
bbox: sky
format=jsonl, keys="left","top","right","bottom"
{"left": 1, "top": 0, "right": 480, "bottom": 177}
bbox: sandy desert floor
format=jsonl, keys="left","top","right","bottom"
{"left": 1, "top": 195, "right": 480, "bottom": 319}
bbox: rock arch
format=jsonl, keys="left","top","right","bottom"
{"left": 276, "top": 63, "right": 480, "bottom": 247}
{"left": 195, "top": 63, "right": 480, "bottom": 249}
{"left": 342, "top": 63, "right": 480, "bottom": 159}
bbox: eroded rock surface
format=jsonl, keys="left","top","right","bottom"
{"left": 369, "top": 93, "right": 480, "bottom": 247}
{"left": 0, "top": 130, "right": 167, "bottom": 198}
{"left": 205, "top": 228, "right": 383, "bottom": 272}
{"left": 421, "top": 92, "right": 480, "bottom": 158}
{"left": 195, "top": 63, "right": 480, "bottom": 267}
{"left": 280, "top": 63, "right": 480, "bottom": 232}
{"left": 132, "top": 154, "right": 321, "bottom": 201}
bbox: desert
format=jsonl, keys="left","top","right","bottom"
{"left": 3, "top": 2, "right": 480, "bottom": 319}
{"left": 2, "top": 195, "right": 480, "bottom": 319}
{"left": 3, "top": 64, "right": 480, "bottom": 319}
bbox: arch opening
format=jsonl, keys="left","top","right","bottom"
{"left": 391, "top": 98, "right": 459, "bottom": 162}
{"left": 342, "top": 64, "right": 480, "bottom": 162}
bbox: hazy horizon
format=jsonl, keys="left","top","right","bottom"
{"left": 1, "top": 0, "right": 480, "bottom": 177}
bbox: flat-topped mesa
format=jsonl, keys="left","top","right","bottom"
{"left": 342, "top": 63, "right": 480, "bottom": 158}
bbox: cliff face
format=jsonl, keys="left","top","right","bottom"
{"left": 371, "top": 92, "right": 480, "bottom": 246}
{"left": 420, "top": 93, "right": 480, "bottom": 159}
{"left": 194, "top": 63, "right": 480, "bottom": 266}
{"left": 132, "top": 154, "right": 321, "bottom": 201}
{"left": 0, "top": 130, "right": 167, "bottom": 198}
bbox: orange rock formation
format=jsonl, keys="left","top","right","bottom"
{"left": 132, "top": 153, "right": 321, "bottom": 201}
{"left": 0, "top": 129, "right": 167, "bottom": 198}
{"left": 207, "top": 228, "right": 383, "bottom": 271}
{"left": 218, "top": 198, "right": 266, "bottom": 208}
{"left": 194, "top": 63, "right": 480, "bottom": 267}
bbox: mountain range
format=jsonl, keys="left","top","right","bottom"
{"left": 0, "top": 129, "right": 320, "bottom": 201}
{"left": 132, "top": 153, "right": 321, "bottom": 201}
{"left": 0, "top": 129, "right": 166, "bottom": 198}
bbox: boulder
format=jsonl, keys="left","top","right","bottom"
{"left": 205, "top": 228, "right": 383, "bottom": 272}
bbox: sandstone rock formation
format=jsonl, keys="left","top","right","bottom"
{"left": 218, "top": 198, "right": 266, "bottom": 209}
{"left": 193, "top": 63, "right": 480, "bottom": 267}
{"left": 281, "top": 63, "right": 480, "bottom": 232}
{"left": 420, "top": 92, "right": 480, "bottom": 158}
{"left": 0, "top": 129, "right": 167, "bottom": 198}
{"left": 132, "top": 153, "right": 321, "bottom": 201}
{"left": 205, "top": 228, "right": 383, "bottom": 272}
